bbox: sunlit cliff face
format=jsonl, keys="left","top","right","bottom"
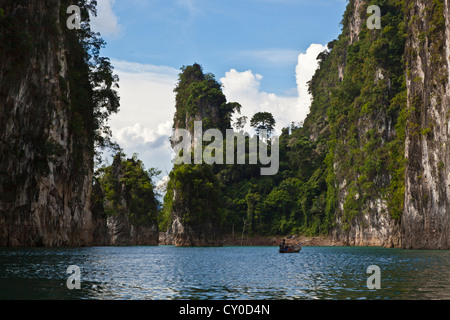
{"left": 402, "top": 0, "right": 450, "bottom": 249}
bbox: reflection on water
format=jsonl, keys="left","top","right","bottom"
{"left": 1, "top": 246, "right": 450, "bottom": 300}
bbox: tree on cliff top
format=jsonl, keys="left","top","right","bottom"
{"left": 250, "top": 112, "right": 276, "bottom": 137}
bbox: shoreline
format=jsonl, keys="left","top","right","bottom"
{"left": 221, "top": 234, "right": 345, "bottom": 247}
{"left": 159, "top": 232, "right": 346, "bottom": 247}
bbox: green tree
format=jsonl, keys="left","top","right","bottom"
{"left": 250, "top": 112, "right": 276, "bottom": 137}
{"left": 233, "top": 115, "right": 248, "bottom": 132}
{"left": 61, "top": 0, "right": 121, "bottom": 162}
{"left": 96, "top": 153, "right": 161, "bottom": 227}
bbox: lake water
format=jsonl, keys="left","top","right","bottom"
{"left": 1, "top": 245, "right": 450, "bottom": 300}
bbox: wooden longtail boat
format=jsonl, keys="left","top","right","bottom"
{"left": 278, "top": 243, "right": 302, "bottom": 253}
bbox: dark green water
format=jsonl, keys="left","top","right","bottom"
{"left": 1, "top": 246, "right": 449, "bottom": 300}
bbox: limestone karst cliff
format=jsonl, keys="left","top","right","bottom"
{"left": 304, "top": 0, "right": 449, "bottom": 249}
{"left": 0, "top": 0, "right": 97, "bottom": 246}
{"left": 402, "top": 0, "right": 450, "bottom": 249}
{"left": 300, "top": 0, "right": 405, "bottom": 247}
{"left": 165, "top": 64, "right": 241, "bottom": 246}
{"left": 0, "top": 0, "right": 158, "bottom": 247}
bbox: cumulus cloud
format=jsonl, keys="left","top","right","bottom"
{"left": 104, "top": 43, "right": 326, "bottom": 177}
{"left": 113, "top": 122, "right": 172, "bottom": 149}
{"left": 221, "top": 43, "right": 327, "bottom": 134}
{"left": 295, "top": 43, "right": 328, "bottom": 115}
{"left": 220, "top": 69, "right": 297, "bottom": 135}
{"left": 89, "top": 0, "right": 121, "bottom": 37}
{"left": 109, "top": 60, "right": 178, "bottom": 129}
{"left": 106, "top": 60, "right": 178, "bottom": 174}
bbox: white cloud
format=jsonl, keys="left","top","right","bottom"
{"left": 109, "top": 59, "right": 178, "bottom": 130}
{"left": 89, "top": 0, "right": 121, "bottom": 37}
{"left": 220, "top": 69, "right": 297, "bottom": 135}
{"left": 104, "top": 43, "right": 326, "bottom": 177}
{"left": 113, "top": 122, "right": 172, "bottom": 148}
{"left": 296, "top": 43, "right": 328, "bottom": 114}
{"left": 220, "top": 43, "right": 327, "bottom": 134}
{"left": 106, "top": 60, "right": 179, "bottom": 174}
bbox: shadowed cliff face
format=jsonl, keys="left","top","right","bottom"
{"left": 0, "top": 0, "right": 94, "bottom": 246}
{"left": 402, "top": 0, "right": 450, "bottom": 249}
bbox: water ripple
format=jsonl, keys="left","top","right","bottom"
{"left": 1, "top": 246, "right": 450, "bottom": 299}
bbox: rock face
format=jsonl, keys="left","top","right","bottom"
{"left": 402, "top": 0, "right": 450, "bottom": 249}
{"left": 167, "top": 163, "right": 225, "bottom": 247}
{"left": 0, "top": 1, "right": 157, "bottom": 247}
{"left": 171, "top": 215, "right": 223, "bottom": 247}
{"left": 333, "top": 210, "right": 402, "bottom": 248}
{"left": 0, "top": 0, "right": 94, "bottom": 246}
{"left": 158, "top": 231, "right": 174, "bottom": 245}
{"left": 90, "top": 179, "right": 110, "bottom": 246}
{"left": 347, "top": 0, "right": 365, "bottom": 44}
{"left": 312, "top": 0, "right": 404, "bottom": 248}
{"left": 105, "top": 215, "right": 158, "bottom": 246}
{"left": 306, "top": 0, "right": 449, "bottom": 248}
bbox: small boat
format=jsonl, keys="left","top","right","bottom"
{"left": 278, "top": 243, "right": 302, "bottom": 253}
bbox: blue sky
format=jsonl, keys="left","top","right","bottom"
{"left": 96, "top": 0, "right": 347, "bottom": 94}
{"left": 89, "top": 0, "right": 348, "bottom": 184}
